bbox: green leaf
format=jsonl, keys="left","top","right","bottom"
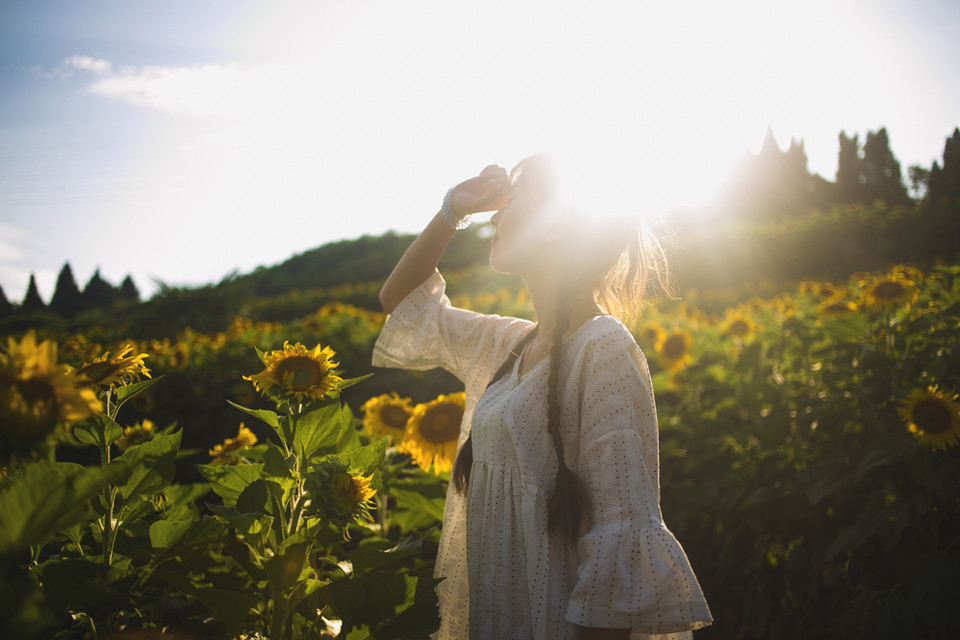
{"left": 265, "top": 541, "right": 310, "bottom": 598}
{"left": 336, "top": 402, "right": 362, "bottom": 453}
{"left": 196, "top": 464, "right": 264, "bottom": 508}
{"left": 821, "top": 314, "right": 869, "bottom": 343}
{"left": 115, "top": 375, "right": 163, "bottom": 407}
{"left": 333, "top": 437, "right": 388, "bottom": 492}
{"left": 73, "top": 414, "right": 123, "bottom": 452}
{"left": 0, "top": 461, "right": 130, "bottom": 555}
{"left": 349, "top": 537, "right": 421, "bottom": 574}
{"left": 149, "top": 518, "right": 227, "bottom": 550}
{"left": 226, "top": 400, "right": 280, "bottom": 429}
{"left": 152, "top": 569, "right": 257, "bottom": 631}
{"left": 294, "top": 402, "right": 342, "bottom": 460}
{"left": 115, "top": 431, "right": 182, "bottom": 500}
{"left": 236, "top": 479, "right": 269, "bottom": 515}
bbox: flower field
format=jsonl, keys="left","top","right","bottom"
{"left": 1, "top": 258, "right": 959, "bottom": 639}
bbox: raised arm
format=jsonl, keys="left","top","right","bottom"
{"left": 379, "top": 165, "right": 511, "bottom": 313}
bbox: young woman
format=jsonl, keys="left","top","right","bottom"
{"left": 373, "top": 155, "right": 712, "bottom": 639}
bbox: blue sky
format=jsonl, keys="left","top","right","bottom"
{"left": 1, "top": 0, "right": 958, "bottom": 302}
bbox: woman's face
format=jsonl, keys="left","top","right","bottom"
{"left": 488, "top": 177, "right": 544, "bottom": 275}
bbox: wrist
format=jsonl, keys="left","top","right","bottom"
{"left": 440, "top": 188, "right": 471, "bottom": 230}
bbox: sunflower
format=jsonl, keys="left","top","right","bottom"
{"left": 721, "top": 311, "right": 756, "bottom": 339}
{"left": 76, "top": 344, "right": 151, "bottom": 390}
{"left": 0, "top": 331, "right": 101, "bottom": 447}
{"left": 859, "top": 273, "right": 917, "bottom": 311}
{"left": 818, "top": 298, "right": 858, "bottom": 317}
{"left": 637, "top": 321, "right": 666, "bottom": 349}
{"left": 244, "top": 342, "right": 343, "bottom": 403}
{"left": 116, "top": 419, "right": 155, "bottom": 451}
{"left": 657, "top": 329, "right": 693, "bottom": 372}
{"left": 209, "top": 423, "right": 259, "bottom": 464}
{"left": 898, "top": 387, "right": 960, "bottom": 450}
{"left": 400, "top": 392, "right": 465, "bottom": 473}
{"left": 335, "top": 470, "right": 377, "bottom": 510}
{"left": 361, "top": 392, "right": 413, "bottom": 442}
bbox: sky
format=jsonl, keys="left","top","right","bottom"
{"left": 1, "top": 0, "right": 958, "bottom": 302}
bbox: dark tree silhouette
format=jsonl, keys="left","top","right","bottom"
{"left": 82, "top": 269, "right": 118, "bottom": 309}
{"left": 927, "top": 127, "right": 960, "bottom": 202}
{"left": 862, "top": 128, "right": 910, "bottom": 205}
{"left": 21, "top": 274, "right": 46, "bottom": 312}
{"left": 119, "top": 275, "right": 141, "bottom": 302}
{"left": 836, "top": 131, "right": 866, "bottom": 203}
{"left": 0, "top": 284, "right": 12, "bottom": 318}
{"left": 49, "top": 263, "right": 83, "bottom": 317}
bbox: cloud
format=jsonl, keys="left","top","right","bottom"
{"left": 51, "top": 55, "right": 114, "bottom": 78}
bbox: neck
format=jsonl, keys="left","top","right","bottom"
{"left": 523, "top": 270, "right": 602, "bottom": 342}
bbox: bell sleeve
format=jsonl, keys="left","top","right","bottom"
{"left": 372, "top": 270, "right": 531, "bottom": 389}
{"left": 564, "top": 325, "right": 712, "bottom": 636}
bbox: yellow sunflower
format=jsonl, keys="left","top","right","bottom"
{"left": 898, "top": 387, "right": 960, "bottom": 450}
{"left": 400, "top": 392, "right": 465, "bottom": 473}
{"left": 637, "top": 321, "right": 666, "bottom": 349}
{"left": 361, "top": 392, "right": 413, "bottom": 442}
{"left": 657, "top": 329, "right": 694, "bottom": 372}
{"left": 76, "top": 344, "right": 151, "bottom": 390}
{"left": 859, "top": 274, "right": 917, "bottom": 311}
{"left": 0, "top": 331, "right": 101, "bottom": 444}
{"left": 335, "top": 470, "right": 377, "bottom": 510}
{"left": 721, "top": 311, "right": 756, "bottom": 339}
{"left": 116, "top": 419, "right": 155, "bottom": 451}
{"left": 818, "top": 298, "right": 858, "bottom": 317}
{"left": 244, "top": 342, "right": 343, "bottom": 403}
{"left": 209, "top": 423, "right": 258, "bottom": 464}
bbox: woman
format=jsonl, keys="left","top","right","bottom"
{"left": 373, "top": 155, "right": 712, "bottom": 639}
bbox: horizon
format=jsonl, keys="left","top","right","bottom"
{"left": 2, "top": 0, "right": 959, "bottom": 302}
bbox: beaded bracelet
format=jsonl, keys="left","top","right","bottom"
{"left": 440, "top": 188, "right": 472, "bottom": 230}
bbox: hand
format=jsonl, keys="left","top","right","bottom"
{"left": 449, "top": 165, "right": 511, "bottom": 218}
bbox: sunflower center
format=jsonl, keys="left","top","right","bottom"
{"left": 278, "top": 356, "right": 324, "bottom": 390}
{"left": 381, "top": 405, "right": 410, "bottom": 430}
{"left": 728, "top": 320, "right": 750, "bottom": 336}
{"left": 873, "top": 281, "right": 907, "bottom": 300}
{"left": 662, "top": 335, "right": 687, "bottom": 358}
{"left": 913, "top": 398, "right": 953, "bottom": 434}
{"left": 418, "top": 405, "right": 462, "bottom": 443}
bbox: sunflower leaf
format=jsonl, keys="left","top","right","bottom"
{"left": 73, "top": 414, "right": 124, "bottom": 452}
{"left": 115, "top": 375, "right": 163, "bottom": 406}
{"left": 293, "top": 403, "right": 342, "bottom": 460}
{"left": 226, "top": 400, "right": 280, "bottom": 429}
{"left": 196, "top": 464, "right": 265, "bottom": 508}
{"left": 115, "top": 431, "right": 182, "bottom": 500}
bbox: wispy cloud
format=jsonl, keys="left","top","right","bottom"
{"left": 50, "top": 55, "right": 114, "bottom": 78}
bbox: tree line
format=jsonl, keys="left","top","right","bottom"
{"left": 0, "top": 265, "right": 140, "bottom": 320}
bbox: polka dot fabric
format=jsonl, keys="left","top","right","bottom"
{"left": 373, "top": 272, "right": 712, "bottom": 639}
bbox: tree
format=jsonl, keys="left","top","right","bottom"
{"left": 927, "top": 127, "right": 960, "bottom": 202}
{"left": 82, "top": 269, "right": 118, "bottom": 309}
{"left": 835, "top": 131, "right": 865, "bottom": 203}
{"left": 21, "top": 274, "right": 46, "bottom": 312}
{"left": 49, "top": 263, "right": 83, "bottom": 317}
{"left": 119, "top": 275, "right": 140, "bottom": 303}
{"left": 862, "top": 128, "right": 910, "bottom": 205}
{"left": 0, "top": 284, "right": 12, "bottom": 318}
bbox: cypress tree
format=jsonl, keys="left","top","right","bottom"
{"left": 927, "top": 127, "right": 960, "bottom": 202}
{"left": 22, "top": 274, "right": 46, "bottom": 312}
{"left": 49, "top": 262, "right": 83, "bottom": 317}
{"left": 862, "top": 128, "right": 910, "bottom": 205}
{"left": 836, "top": 131, "right": 865, "bottom": 203}
{"left": 82, "top": 269, "right": 118, "bottom": 309}
{"left": 119, "top": 275, "right": 140, "bottom": 302}
{"left": 0, "top": 284, "right": 12, "bottom": 318}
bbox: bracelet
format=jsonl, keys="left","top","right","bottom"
{"left": 440, "top": 188, "right": 472, "bottom": 230}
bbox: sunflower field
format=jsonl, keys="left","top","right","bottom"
{"left": 2, "top": 243, "right": 959, "bottom": 638}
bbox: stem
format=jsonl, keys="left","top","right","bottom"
{"left": 101, "top": 390, "right": 118, "bottom": 567}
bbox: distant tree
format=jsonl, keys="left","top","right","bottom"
{"left": 835, "top": 131, "right": 866, "bottom": 203}
{"left": 0, "top": 284, "right": 12, "bottom": 318}
{"left": 49, "top": 262, "right": 83, "bottom": 317}
{"left": 21, "top": 274, "right": 46, "bottom": 312}
{"left": 82, "top": 269, "right": 118, "bottom": 309}
{"left": 119, "top": 275, "right": 141, "bottom": 302}
{"left": 908, "top": 165, "right": 930, "bottom": 200}
{"left": 927, "top": 127, "right": 960, "bottom": 202}
{"left": 862, "top": 128, "right": 910, "bottom": 205}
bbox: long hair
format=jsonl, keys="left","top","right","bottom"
{"left": 451, "top": 154, "right": 669, "bottom": 544}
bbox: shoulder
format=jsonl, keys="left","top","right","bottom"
{"left": 573, "top": 315, "right": 643, "bottom": 358}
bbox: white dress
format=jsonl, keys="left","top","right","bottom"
{"left": 373, "top": 272, "right": 712, "bottom": 640}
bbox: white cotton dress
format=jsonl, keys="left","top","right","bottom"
{"left": 372, "top": 272, "right": 712, "bottom": 640}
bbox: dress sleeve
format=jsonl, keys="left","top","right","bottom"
{"left": 371, "top": 271, "right": 531, "bottom": 386}
{"left": 564, "top": 323, "right": 712, "bottom": 636}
